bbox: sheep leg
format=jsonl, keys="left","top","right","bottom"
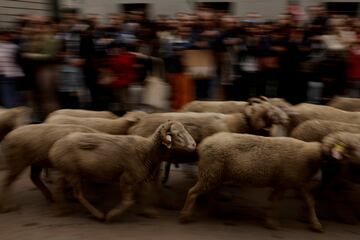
{"left": 67, "top": 176, "right": 104, "bottom": 220}
{"left": 30, "top": 165, "right": 54, "bottom": 202}
{"left": 43, "top": 168, "right": 53, "bottom": 184}
{"left": 264, "top": 189, "right": 284, "bottom": 230}
{"left": 52, "top": 176, "right": 72, "bottom": 217}
{"left": 137, "top": 182, "right": 160, "bottom": 218}
{"left": 299, "top": 188, "right": 323, "bottom": 232}
{"left": 179, "top": 181, "right": 211, "bottom": 223}
{"left": 0, "top": 170, "right": 22, "bottom": 212}
{"left": 106, "top": 183, "right": 135, "bottom": 222}
{"left": 162, "top": 162, "right": 171, "bottom": 184}
{"left": 138, "top": 167, "right": 162, "bottom": 217}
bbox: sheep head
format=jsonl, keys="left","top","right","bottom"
{"left": 322, "top": 132, "right": 360, "bottom": 183}
{"left": 244, "top": 102, "right": 289, "bottom": 131}
{"left": 247, "top": 96, "right": 269, "bottom": 105}
{"left": 159, "top": 120, "right": 196, "bottom": 152}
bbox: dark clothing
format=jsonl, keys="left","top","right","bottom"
{"left": 79, "top": 32, "right": 104, "bottom": 110}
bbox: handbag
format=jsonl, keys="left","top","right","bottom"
{"left": 97, "top": 68, "right": 116, "bottom": 86}
{"left": 182, "top": 50, "right": 216, "bottom": 79}
{"left": 142, "top": 57, "right": 171, "bottom": 110}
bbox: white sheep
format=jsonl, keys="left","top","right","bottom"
{"left": 49, "top": 121, "right": 196, "bottom": 221}
{"left": 45, "top": 115, "right": 138, "bottom": 135}
{"left": 179, "top": 132, "right": 360, "bottom": 232}
{"left": 0, "top": 124, "right": 99, "bottom": 212}
{"left": 47, "top": 109, "right": 118, "bottom": 119}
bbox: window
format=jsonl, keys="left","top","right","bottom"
{"left": 326, "top": 2, "right": 359, "bottom": 17}
{"left": 196, "top": 2, "right": 233, "bottom": 13}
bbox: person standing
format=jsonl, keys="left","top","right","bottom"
{"left": 0, "top": 29, "right": 24, "bottom": 107}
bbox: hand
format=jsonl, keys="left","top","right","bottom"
{"left": 224, "top": 38, "right": 239, "bottom": 45}
{"left": 70, "top": 59, "right": 85, "bottom": 67}
{"left": 201, "top": 30, "right": 218, "bottom": 37}
{"left": 194, "top": 41, "right": 208, "bottom": 48}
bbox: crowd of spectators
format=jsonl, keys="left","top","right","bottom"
{"left": 0, "top": 4, "right": 359, "bottom": 121}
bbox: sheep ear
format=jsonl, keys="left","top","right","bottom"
{"left": 125, "top": 116, "right": 139, "bottom": 123}
{"left": 160, "top": 121, "right": 173, "bottom": 148}
{"left": 247, "top": 97, "right": 263, "bottom": 105}
{"left": 259, "top": 96, "right": 269, "bottom": 102}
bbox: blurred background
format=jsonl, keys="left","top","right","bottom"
{"left": 0, "top": 0, "right": 359, "bottom": 121}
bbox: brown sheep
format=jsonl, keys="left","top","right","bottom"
{"left": 47, "top": 109, "right": 118, "bottom": 119}
{"left": 128, "top": 103, "right": 289, "bottom": 183}
{"left": 0, "top": 124, "right": 98, "bottom": 212}
{"left": 291, "top": 120, "right": 360, "bottom": 142}
{"left": 45, "top": 115, "right": 138, "bottom": 135}
{"left": 49, "top": 121, "right": 196, "bottom": 221}
{"left": 180, "top": 132, "right": 360, "bottom": 232}
{"left": 327, "top": 97, "right": 360, "bottom": 112}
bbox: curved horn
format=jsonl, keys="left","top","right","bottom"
{"left": 247, "top": 97, "right": 264, "bottom": 105}
{"left": 259, "top": 96, "right": 269, "bottom": 101}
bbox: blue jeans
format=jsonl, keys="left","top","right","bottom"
{"left": 0, "top": 75, "right": 20, "bottom": 108}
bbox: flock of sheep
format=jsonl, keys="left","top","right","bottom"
{"left": 0, "top": 96, "right": 359, "bottom": 233}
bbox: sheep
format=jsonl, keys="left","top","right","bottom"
{"left": 129, "top": 103, "right": 289, "bottom": 183}
{"left": 290, "top": 103, "right": 360, "bottom": 124}
{"left": 47, "top": 109, "right": 118, "bottom": 119}
{"left": 122, "top": 110, "right": 148, "bottom": 119}
{"left": 290, "top": 120, "right": 360, "bottom": 223}
{"left": 327, "top": 97, "right": 360, "bottom": 112}
{"left": 130, "top": 104, "right": 289, "bottom": 140}
{"left": 0, "top": 106, "right": 32, "bottom": 141}
{"left": 315, "top": 131, "right": 360, "bottom": 224}
{"left": 180, "top": 97, "right": 283, "bottom": 114}
{"left": 180, "top": 101, "right": 249, "bottom": 114}
{"left": 179, "top": 132, "right": 360, "bottom": 232}
{"left": 266, "top": 98, "right": 293, "bottom": 110}
{"left": 250, "top": 97, "right": 360, "bottom": 136}
{"left": 45, "top": 115, "right": 138, "bottom": 135}
{"left": 49, "top": 120, "right": 196, "bottom": 221}
{"left": 0, "top": 124, "right": 99, "bottom": 212}
{"left": 291, "top": 120, "right": 360, "bottom": 142}
{"left": 180, "top": 98, "right": 290, "bottom": 137}
{"left": 271, "top": 103, "right": 360, "bottom": 136}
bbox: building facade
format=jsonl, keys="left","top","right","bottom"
{"left": 1, "top": 0, "right": 360, "bottom": 27}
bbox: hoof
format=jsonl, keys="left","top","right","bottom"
{"left": 179, "top": 213, "right": 193, "bottom": 224}
{"left": 310, "top": 223, "right": 324, "bottom": 233}
{"left": 264, "top": 219, "right": 280, "bottom": 230}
